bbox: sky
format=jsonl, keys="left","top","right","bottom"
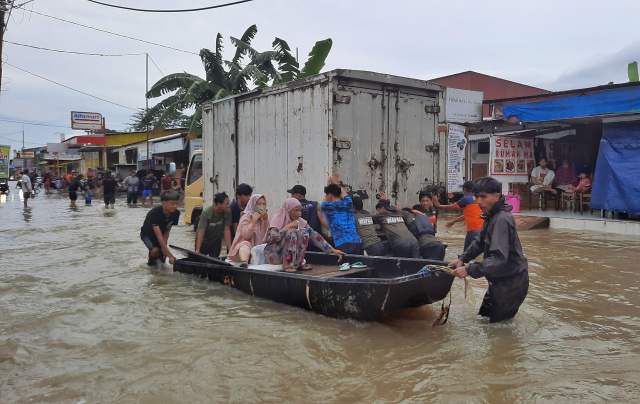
{"left": 1, "top": 0, "right": 640, "bottom": 156}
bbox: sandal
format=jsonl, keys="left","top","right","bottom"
{"left": 298, "top": 264, "right": 313, "bottom": 271}
{"left": 282, "top": 265, "right": 297, "bottom": 273}
{"left": 339, "top": 263, "right": 351, "bottom": 271}
{"left": 351, "top": 262, "right": 366, "bottom": 269}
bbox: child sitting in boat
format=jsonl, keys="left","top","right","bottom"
{"left": 264, "top": 198, "right": 344, "bottom": 272}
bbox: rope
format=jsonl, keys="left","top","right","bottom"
{"left": 420, "top": 264, "right": 477, "bottom": 326}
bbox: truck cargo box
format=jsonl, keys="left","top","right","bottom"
{"left": 201, "top": 69, "right": 445, "bottom": 212}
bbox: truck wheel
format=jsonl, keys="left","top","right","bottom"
{"left": 192, "top": 212, "right": 201, "bottom": 232}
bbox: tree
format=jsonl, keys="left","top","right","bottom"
{"left": 138, "top": 25, "right": 332, "bottom": 137}
{"left": 126, "top": 108, "right": 191, "bottom": 131}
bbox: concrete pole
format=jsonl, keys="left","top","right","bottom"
{"left": 102, "top": 117, "right": 107, "bottom": 171}
{"left": 145, "top": 53, "right": 149, "bottom": 171}
{"left": 0, "top": 0, "right": 7, "bottom": 96}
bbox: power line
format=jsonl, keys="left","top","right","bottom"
{"left": 6, "top": 40, "right": 165, "bottom": 77}
{"left": 0, "top": 117, "right": 70, "bottom": 128}
{"left": 0, "top": 130, "right": 24, "bottom": 135}
{"left": 16, "top": 7, "right": 199, "bottom": 55}
{"left": 146, "top": 53, "right": 164, "bottom": 76}
{"left": 0, "top": 135, "right": 42, "bottom": 145}
{"left": 86, "top": 0, "right": 253, "bottom": 13}
{"left": 5, "top": 40, "right": 146, "bottom": 56}
{"left": 4, "top": 62, "right": 138, "bottom": 110}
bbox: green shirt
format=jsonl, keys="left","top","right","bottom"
{"left": 354, "top": 212, "right": 381, "bottom": 249}
{"left": 372, "top": 211, "right": 415, "bottom": 248}
{"left": 198, "top": 206, "right": 232, "bottom": 246}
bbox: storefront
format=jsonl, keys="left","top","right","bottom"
{"left": 476, "top": 81, "right": 640, "bottom": 215}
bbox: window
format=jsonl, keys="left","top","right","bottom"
{"left": 478, "top": 141, "right": 490, "bottom": 154}
{"left": 187, "top": 153, "right": 202, "bottom": 186}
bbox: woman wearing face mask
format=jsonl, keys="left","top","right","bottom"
{"left": 227, "top": 194, "right": 270, "bottom": 267}
{"left": 264, "top": 198, "right": 344, "bottom": 272}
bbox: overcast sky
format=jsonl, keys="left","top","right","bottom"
{"left": 2, "top": 0, "right": 639, "bottom": 155}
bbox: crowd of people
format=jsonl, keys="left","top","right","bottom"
{"left": 530, "top": 157, "right": 592, "bottom": 196}
{"left": 16, "top": 167, "right": 184, "bottom": 210}
{"left": 185, "top": 173, "right": 471, "bottom": 270}
{"left": 140, "top": 173, "right": 529, "bottom": 323}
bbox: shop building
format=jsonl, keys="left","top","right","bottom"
{"left": 467, "top": 81, "right": 640, "bottom": 233}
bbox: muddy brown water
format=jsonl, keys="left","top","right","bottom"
{"left": 1, "top": 184, "right": 640, "bottom": 403}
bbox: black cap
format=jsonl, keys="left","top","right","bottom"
{"left": 287, "top": 184, "right": 306, "bottom": 195}
{"left": 375, "top": 199, "right": 397, "bottom": 212}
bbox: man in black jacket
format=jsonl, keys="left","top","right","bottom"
{"left": 449, "top": 177, "right": 529, "bottom": 323}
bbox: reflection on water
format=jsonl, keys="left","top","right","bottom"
{"left": 1, "top": 182, "right": 640, "bottom": 403}
{"left": 21, "top": 206, "right": 32, "bottom": 223}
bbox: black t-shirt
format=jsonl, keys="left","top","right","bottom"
{"left": 102, "top": 178, "right": 118, "bottom": 195}
{"left": 300, "top": 199, "right": 322, "bottom": 234}
{"left": 141, "top": 176, "right": 157, "bottom": 190}
{"left": 140, "top": 206, "right": 181, "bottom": 242}
{"left": 68, "top": 177, "right": 82, "bottom": 192}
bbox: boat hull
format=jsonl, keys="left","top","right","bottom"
{"left": 173, "top": 252, "right": 454, "bottom": 321}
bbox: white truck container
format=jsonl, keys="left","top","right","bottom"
{"left": 196, "top": 69, "right": 445, "bottom": 221}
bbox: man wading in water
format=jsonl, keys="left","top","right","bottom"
{"left": 448, "top": 177, "right": 529, "bottom": 323}
{"left": 140, "top": 190, "right": 181, "bottom": 265}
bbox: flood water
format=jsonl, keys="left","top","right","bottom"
{"left": 2, "top": 183, "right": 640, "bottom": 403}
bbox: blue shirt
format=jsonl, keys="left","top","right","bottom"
{"left": 321, "top": 196, "right": 361, "bottom": 247}
{"left": 456, "top": 193, "right": 475, "bottom": 208}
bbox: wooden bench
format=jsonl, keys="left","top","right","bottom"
{"left": 303, "top": 264, "right": 373, "bottom": 278}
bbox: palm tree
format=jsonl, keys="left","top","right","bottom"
{"left": 138, "top": 25, "right": 332, "bottom": 137}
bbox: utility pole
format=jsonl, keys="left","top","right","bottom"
{"left": 145, "top": 53, "right": 149, "bottom": 171}
{"left": 0, "top": 0, "right": 8, "bottom": 95}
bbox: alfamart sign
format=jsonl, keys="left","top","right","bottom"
{"left": 71, "top": 111, "right": 102, "bottom": 130}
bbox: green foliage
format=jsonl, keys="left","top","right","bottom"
{"left": 127, "top": 108, "right": 190, "bottom": 131}
{"left": 135, "top": 26, "right": 333, "bottom": 136}
{"left": 299, "top": 39, "right": 333, "bottom": 78}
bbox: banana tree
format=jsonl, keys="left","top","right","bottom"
{"left": 138, "top": 25, "right": 333, "bottom": 137}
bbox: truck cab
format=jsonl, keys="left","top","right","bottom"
{"left": 183, "top": 150, "right": 203, "bottom": 226}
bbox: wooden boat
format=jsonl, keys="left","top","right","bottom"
{"left": 171, "top": 246, "right": 454, "bottom": 321}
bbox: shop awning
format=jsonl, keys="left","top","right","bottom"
{"left": 500, "top": 86, "right": 640, "bottom": 122}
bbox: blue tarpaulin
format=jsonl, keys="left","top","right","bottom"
{"left": 502, "top": 86, "right": 640, "bottom": 122}
{"left": 590, "top": 122, "right": 640, "bottom": 215}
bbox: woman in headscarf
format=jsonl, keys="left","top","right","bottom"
{"left": 264, "top": 198, "right": 344, "bottom": 272}
{"left": 553, "top": 159, "right": 578, "bottom": 193}
{"left": 227, "top": 194, "right": 269, "bottom": 267}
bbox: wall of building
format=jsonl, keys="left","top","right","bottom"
{"left": 430, "top": 71, "right": 550, "bottom": 117}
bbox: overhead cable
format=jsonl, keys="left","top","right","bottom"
{"left": 4, "top": 62, "right": 138, "bottom": 110}
{"left": 15, "top": 7, "right": 199, "bottom": 55}
{"left": 147, "top": 53, "right": 165, "bottom": 76}
{"left": 5, "top": 40, "right": 146, "bottom": 56}
{"left": 0, "top": 117, "right": 70, "bottom": 128}
{"left": 6, "top": 41, "right": 165, "bottom": 77}
{"left": 0, "top": 135, "right": 43, "bottom": 145}
{"left": 86, "top": 0, "right": 253, "bottom": 13}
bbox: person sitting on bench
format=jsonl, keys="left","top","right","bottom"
{"left": 530, "top": 157, "right": 556, "bottom": 195}
{"left": 264, "top": 198, "right": 344, "bottom": 272}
